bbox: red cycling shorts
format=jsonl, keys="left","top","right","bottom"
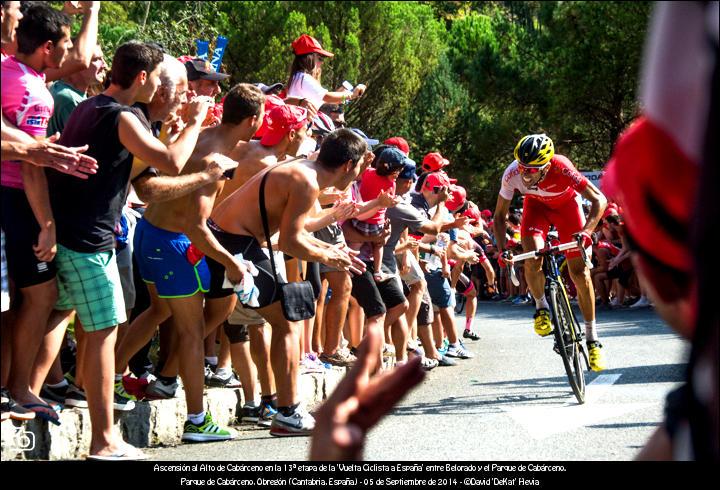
{"left": 521, "top": 196, "right": 587, "bottom": 259}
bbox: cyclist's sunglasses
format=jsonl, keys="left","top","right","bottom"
{"left": 518, "top": 163, "right": 549, "bottom": 175}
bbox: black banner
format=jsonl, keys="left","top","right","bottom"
{"left": 1, "top": 460, "right": 712, "bottom": 488}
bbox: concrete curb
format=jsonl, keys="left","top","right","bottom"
{"left": 1, "top": 366, "right": 348, "bottom": 461}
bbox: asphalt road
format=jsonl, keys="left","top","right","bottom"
{"left": 145, "top": 301, "right": 688, "bottom": 461}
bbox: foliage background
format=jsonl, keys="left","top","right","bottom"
{"left": 71, "top": 1, "right": 652, "bottom": 208}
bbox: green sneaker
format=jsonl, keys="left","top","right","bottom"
{"left": 114, "top": 381, "right": 136, "bottom": 411}
{"left": 182, "top": 413, "right": 234, "bottom": 442}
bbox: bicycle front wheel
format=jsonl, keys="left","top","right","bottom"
{"left": 548, "top": 282, "right": 586, "bottom": 404}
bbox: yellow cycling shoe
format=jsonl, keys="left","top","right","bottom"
{"left": 587, "top": 341, "right": 606, "bottom": 372}
{"left": 533, "top": 308, "right": 553, "bottom": 337}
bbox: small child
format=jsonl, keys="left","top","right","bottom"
{"left": 349, "top": 147, "right": 408, "bottom": 282}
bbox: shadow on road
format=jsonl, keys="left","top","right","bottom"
{"left": 588, "top": 422, "right": 660, "bottom": 430}
{"left": 603, "top": 363, "right": 686, "bottom": 384}
{"left": 468, "top": 362, "right": 684, "bottom": 390}
{"left": 391, "top": 388, "right": 574, "bottom": 417}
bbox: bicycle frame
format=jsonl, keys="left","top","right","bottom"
{"left": 505, "top": 239, "right": 590, "bottom": 403}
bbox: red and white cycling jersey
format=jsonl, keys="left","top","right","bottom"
{"left": 499, "top": 154, "right": 588, "bottom": 209}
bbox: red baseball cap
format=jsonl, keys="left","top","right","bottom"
{"left": 260, "top": 105, "right": 308, "bottom": 147}
{"left": 384, "top": 137, "right": 410, "bottom": 156}
{"left": 422, "top": 171, "right": 451, "bottom": 193}
{"left": 291, "top": 34, "right": 334, "bottom": 57}
{"left": 463, "top": 202, "right": 481, "bottom": 223}
{"left": 422, "top": 152, "right": 450, "bottom": 172}
{"left": 445, "top": 185, "right": 467, "bottom": 213}
{"left": 481, "top": 209, "right": 492, "bottom": 219}
{"left": 254, "top": 95, "right": 286, "bottom": 139}
{"left": 602, "top": 205, "right": 619, "bottom": 220}
{"left": 603, "top": 116, "right": 697, "bottom": 274}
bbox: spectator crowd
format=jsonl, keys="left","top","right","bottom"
{"left": 1, "top": 1, "right": 697, "bottom": 464}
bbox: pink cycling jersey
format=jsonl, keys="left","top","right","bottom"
{"left": 1, "top": 56, "right": 54, "bottom": 190}
{"left": 499, "top": 154, "right": 589, "bottom": 210}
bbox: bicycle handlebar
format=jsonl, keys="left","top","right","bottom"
{"left": 509, "top": 241, "right": 579, "bottom": 263}
{"left": 506, "top": 238, "right": 593, "bottom": 287}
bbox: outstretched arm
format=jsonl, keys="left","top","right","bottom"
{"left": 493, "top": 194, "right": 512, "bottom": 252}
{"left": 2, "top": 114, "right": 97, "bottom": 178}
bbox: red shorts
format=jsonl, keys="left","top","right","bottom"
{"left": 521, "top": 196, "right": 587, "bottom": 259}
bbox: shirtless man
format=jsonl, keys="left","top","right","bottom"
{"left": 207, "top": 128, "right": 370, "bottom": 436}
{"left": 129, "top": 83, "right": 265, "bottom": 442}
{"left": 205, "top": 104, "right": 309, "bottom": 428}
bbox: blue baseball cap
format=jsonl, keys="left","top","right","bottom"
{"left": 399, "top": 158, "right": 417, "bottom": 180}
{"left": 350, "top": 128, "right": 379, "bottom": 147}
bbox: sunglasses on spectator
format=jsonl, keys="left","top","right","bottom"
{"left": 518, "top": 163, "right": 548, "bottom": 175}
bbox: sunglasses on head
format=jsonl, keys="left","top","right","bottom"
{"left": 518, "top": 163, "right": 548, "bottom": 175}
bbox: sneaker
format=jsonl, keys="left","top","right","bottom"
{"left": 446, "top": 343, "right": 475, "bottom": 359}
{"left": 64, "top": 384, "right": 88, "bottom": 408}
{"left": 114, "top": 381, "right": 136, "bottom": 411}
{"left": 206, "top": 370, "right": 242, "bottom": 388}
{"left": 182, "top": 412, "right": 234, "bottom": 442}
{"left": 463, "top": 329, "right": 480, "bottom": 341}
{"left": 629, "top": 296, "right": 650, "bottom": 309}
{"left": 420, "top": 357, "right": 439, "bottom": 371}
{"left": 257, "top": 400, "right": 277, "bottom": 427}
{"left": 609, "top": 297, "right": 621, "bottom": 307}
{"left": 533, "top": 308, "right": 553, "bottom": 337}
{"left": 300, "top": 354, "right": 324, "bottom": 373}
{"left": 240, "top": 403, "right": 260, "bottom": 424}
{"left": 587, "top": 341, "right": 606, "bottom": 372}
{"left": 512, "top": 296, "right": 526, "bottom": 305}
{"left": 145, "top": 377, "right": 179, "bottom": 399}
{"left": 40, "top": 382, "right": 68, "bottom": 405}
{"left": 1, "top": 388, "right": 36, "bottom": 421}
{"left": 320, "top": 349, "right": 357, "bottom": 367}
{"left": 204, "top": 364, "right": 216, "bottom": 385}
{"left": 437, "top": 355, "right": 457, "bottom": 367}
{"left": 270, "top": 405, "right": 315, "bottom": 437}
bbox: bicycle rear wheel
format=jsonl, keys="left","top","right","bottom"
{"left": 548, "top": 282, "right": 586, "bottom": 404}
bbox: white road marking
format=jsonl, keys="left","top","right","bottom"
{"left": 585, "top": 374, "right": 622, "bottom": 403}
{"left": 504, "top": 373, "right": 653, "bottom": 439}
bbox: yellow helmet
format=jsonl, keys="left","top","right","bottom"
{"left": 514, "top": 134, "right": 555, "bottom": 167}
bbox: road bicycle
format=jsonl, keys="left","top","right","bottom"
{"left": 506, "top": 236, "right": 591, "bottom": 404}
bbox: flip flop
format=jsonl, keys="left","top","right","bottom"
{"left": 86, "top": 442, "right": 148, "bottom": 461}
{"left": 22, "top": 403, "right": 61, "bottom": 426}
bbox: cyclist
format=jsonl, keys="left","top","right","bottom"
{"left": 492, "top": 134, "right": 607, "bottom": 371}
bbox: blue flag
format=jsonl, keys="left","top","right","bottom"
{"left": 210, "top": 36, "right": 228, "bottom": 72}
{"left": 195, "top": 40, "right": 210, "bottom": 60}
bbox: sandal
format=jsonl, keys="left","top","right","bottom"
{"left": 87, "top": 442, "right": 148, "bottom": 461}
